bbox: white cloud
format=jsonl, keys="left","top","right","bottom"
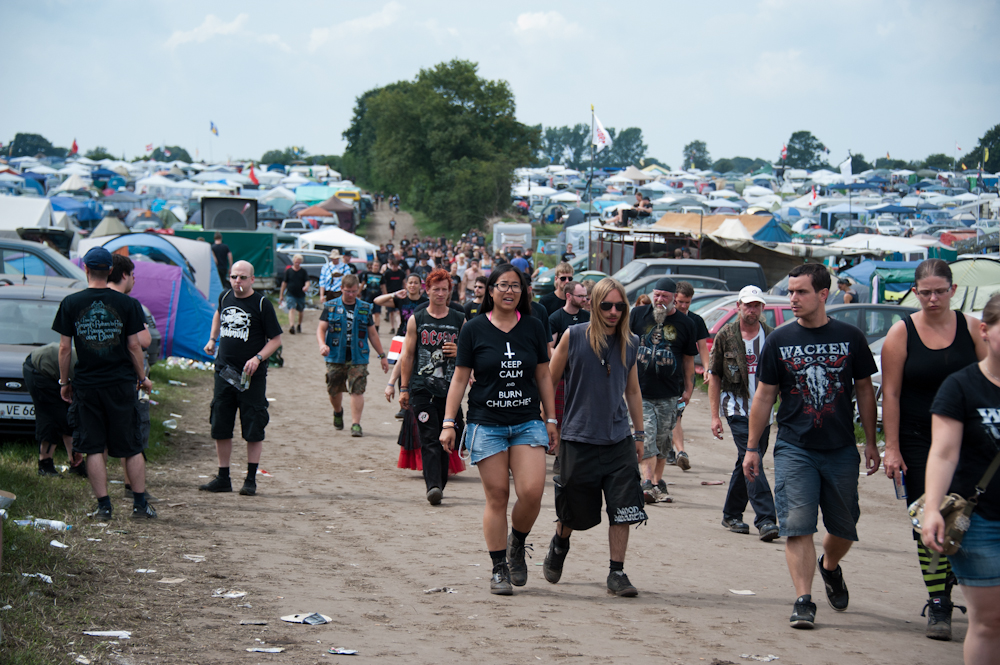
{"left": 514, "top": 11, "right": 582, "bottom": 39}
{"left": 308, "top": 2, "right": 404, "bottom": 52}
{"left": 165, "top": 14, "right": 249, "bottom": 50}
{"left": 257, "top": 33, "right": 292, "bottom": 53}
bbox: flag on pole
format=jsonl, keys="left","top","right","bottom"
{"left": 248, "top": 162, "right": 259, "bottom": 186}
{"left": 592, "top": 111, "right": 613, "bottom": 154}
{"left": 164, "top": 146, "right": 171, "bottom": 157}
{"left": 145, "top": 143, "right": 153, "bottom": 152}
{"left": 70, "top": 139, "right": 78, "bottom": 155}
{"left": 986, "top": 148, "right": 990, "bottom": 163}
{"left": 210, "top": 122, "right": 219, "bottom": 136}
{"left": 781, "top": 144, "right": 788, "bottom": 160}
{"left": 839, "top": 156, "right": 852, "bottom": 177}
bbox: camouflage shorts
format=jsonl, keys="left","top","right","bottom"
{"left": 325, "top": 363, "right": 369, "bottom": 396}
{"left": 641, "top": 397, "right": 678, "bottom": 460}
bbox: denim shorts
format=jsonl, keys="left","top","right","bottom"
{"left": 464, "top": 420, "right": 548, "bottom": 465}
{"left": 773, "top": 439, "right": 861, "bottom": 541}
{"left": 286, "top": 295, "right": 306, "bottom": 311}
{"left": 950, "top": 513, "right": 1000, "bottom": 587}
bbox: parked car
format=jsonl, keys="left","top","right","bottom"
{"left": 611, "top": 258, "right": 767, "bottom": 291}
{"left": 279, "top": 219, "right": 312, "bottom": 235}
{"left": 824, "top": 303, "right": 917, "bottom": 344}
{"left": 623, "top": 274, "right": 729, "bottom": 304}
{"left": 274, "top": 249, "right": 330, "bottom": 298}
{"left": 701, "top": 296, "right": 795, "bottom": 364}
{"left": 0, "top": 238, "right": 86, "bottom": 281}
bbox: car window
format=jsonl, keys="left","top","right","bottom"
{"left": 828, "top": 308, "right": 859, "bottom": 327}
{"left": 0, "top": 299, "right": 62, "bottom": 345}
{"left": 863, "top": 308, "right": 906, "bottom": 340}
{"left": 301, "top": 255, "right": 327, "bottom": 264}
{"left": 611, "top": 262, "right": 647, "bottom": 283}
{"left": 1, "top": 249, "right": 61, "bottom": 277}
{"left": 678, "top": 266, "right": 720, "bottom": 279}
{"left": 722, "top": 267, "right": 764, "bottom": 290}
{"left": 780, "top": 308, "right": 793, "bottom": 323}
{"left": 763, "top": 308, "right": 777, "bottom": 328}
{"left": 703, "top": 306, "right": 734, "bottom": 331}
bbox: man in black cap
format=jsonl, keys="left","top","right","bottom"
{"left": 628, "top": 277, "right": 697, "bottom": 504}
{"left": 52, "top": 247, "right": 155, "bottom": 520}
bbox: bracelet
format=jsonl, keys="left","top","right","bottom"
{"left": 443, "top": 418, "right": 456, "bottom": 424}
{"left": 378, "top": 352, "right": 387, "bottom": 359}
{"left": 400, "top": 387, "right": 409, "bottom": 393}
{"left": 633, "top": 430, "right": 645, "bottom": 436}
{"left": 545, "top": 419, "right": 558, "bottom": 425}
{"left": 387, "top": 382, "right": 395, "bottom": 387}
{"left": 58, "top": 379, "right": 70, "bottom": 386}
{"left": 441, "top": 423, "right": 455, "bottom": 429}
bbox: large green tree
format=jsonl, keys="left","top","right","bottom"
{"left": 85, "top": 146, "right": 116, "bottom": 161}
{"left": 682, "top": 140, "right": 711, "bottom": 170}
{"left": 151, "top": 146, "right": 192, "bottom": 162}
{"left": 7, "top": 132, "right": 66, "bottom": 158}
{"left": 963, "top": 123, "right": 1000, "bottom": 172}
{"left": 784, "top": 131, "right": 830, "bottom": 169}
{"left": 923, "top": 153, "right": 953, "bottom": 170}
{"left": 534, "top": 124, "right": 648, "bottom": 170}
{"left": 343, "top": 60, "right": 539, "bottom": 231}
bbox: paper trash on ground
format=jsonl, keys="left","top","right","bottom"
{"left": 281, "top": 613, "right": 331, "bottom": 624}
{"left": 75, "top": 656, "right": 91, "bottom": 664}
{"left": 157, "top": 578, "right": 186, "bottom": 584}
{"left": 729, "top": 589, "right": 756, "bottom": 595}
{"left": 329, "top": 648, "right": 359, "bottom": 655}
{"left": 423, "top": 587, "right": 457, "bottom": 594}
{"left": 135, "top": 569, "right": 156, "bottom": 573}
{"left": 213, "top": 588, "right": 247, "bottom": 599}
{"left": 183, "top": 554, "right": 206, "bottom": 562}
{"left": 50, "top": 540, "right": 69, "bottom": 548}
{"left": 741, "top": 655, "right": 779, "bottom": 662}
{"left": 22, "top": 573, "right": 53, "bottom": 584}
{"left": 84, "top": 630, "right": 131, "bottom": 639}
{"left": 247, "top": 647, "right": 284, "bottom": 653}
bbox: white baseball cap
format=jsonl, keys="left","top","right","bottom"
{"left": 738, "top": 285, "right": 766, "bottom": 304}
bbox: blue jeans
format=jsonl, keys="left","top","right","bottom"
{"left": 723, "top": 416, "right": 776, "bottom": 529}
{"left": 465, "top": 420, "right": 548, "bottom": 465}
{"left": 773, "top": 439, "right": 860, "bottom": 541}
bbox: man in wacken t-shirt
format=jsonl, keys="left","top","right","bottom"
{"left": 51, "top": 247, "right": 154, "bottom": 520}
{"left": 744, "top": 263, "right": 879, "bottom": 631}
{"left": 399, "top": 269, "right": 465, "bottom": 505}
{"left": 201, "top": 261, "right": 283, "bottom": 497}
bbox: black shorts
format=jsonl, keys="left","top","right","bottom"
{"left": 71, "top": 383, "right": 143, "bottom": 458}
{"left": 410, "top": 393, "right": 463, "bottom": 449}
{"left": 22, "top": 359, "right": 71, "bottom": 448}
{"left": 210, "top": 371, "right": 269, "bottom": 442}
{"left": 554, "top": 436, "right": 647, "bottom": 531}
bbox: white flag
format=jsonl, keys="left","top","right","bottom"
{"left": 592, "top": 113, "right": 613, "bottom": 154}
{"left": 839, "top": 157, "right": 852, "bottom": 176}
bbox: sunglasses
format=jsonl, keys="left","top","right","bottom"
{"left": 230, "top": 274, "right": 250, "bottom": 280}
{"left": 557, "top": 275, "right": 572, "bottom": 281}
{"left": 600, "top": 302, "right": 626, "bottom": 312}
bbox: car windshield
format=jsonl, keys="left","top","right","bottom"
{"left": 611, "top": 262, "right": 646, "bottom": 284}
{"left": 0, "top": 298, "right": 63, "bottom": 345}
{"left": 703, "top": 306, "right": 734, "bottom": 330}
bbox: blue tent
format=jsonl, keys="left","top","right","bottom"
{"left": 843, "top": 260, "right": 922, "bottom": 294}
{"left": 868, "top": 204, "right": 917, "bottom": 214}
{"left": 753, "top": 217, "right": 791, "bottom": 243}
{"left": 91, "top": 168, "right": 118, "bottom": 179}
{"left": 49, "top": 196, "right": 103, "bottom": 222}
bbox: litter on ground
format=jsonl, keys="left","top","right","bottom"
{"left": 84, "top": 630, "right": 131, "bottom": 639}
{"left": 281, "top": 613, "right": 331, "bottom": 624}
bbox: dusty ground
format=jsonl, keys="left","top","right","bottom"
{"left": 66, "top": 209, "right": 967, "bottom": 664}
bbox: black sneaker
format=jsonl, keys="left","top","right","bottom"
{"left": 131, "top": 502, "right": 157, "bottom": 520}
{"left": 507, "top": 533, "right": 532, "bottom": 587}
{"left": 543, "top": 535, "right": 569, "bottom": 584}
{"left": 199, "top": 475, "right": 233, "bottom": 492}
{"left": 124, "top": 488, "right": 161, "bottom": 503}
{"left": 818, "top": 555, "right": 849, "bottom": 611}
{"left": 657, "top": 479, "right": 668, "bottom": 493}
{"left": 296, "top": 324, "right": 302, "bottom": 334}
{"left": 426, "top": 487, "right": 443, "bottom": 505}
{"left": 790, "top": 594, "right": 816, "bottom": 629}
{"left": 606, "top": 570, "right": 638, "bottom": 597}
{"left": 239, "top": 478, "right": 257, "bottom": 496}
{"left": 722, "top": 517, "right": 750, "bottom": 534}
{"left": 676, "top": 451, "right": 691, "bottom": 471}
{"left": 656, "top": 479, "right": 673, "bottom": 503}
{"left": 38, "top": 460, "right": 60, "bottom": 477}
{"left": 289, "top": 326, "right": 296, "bottom": 335}
{"left": 93, "top": 504, "right": 113, "bottom": 520}
{"left": 490, "top": 563, "right": 513, "bottom": 596}
{"left": 68, "top": 462, "right": 88, "bottom": 478}
{"left": 333, "top": 411, "right": 344, "bottom": 430}
{"left": 394, "top": 409, "right": 406, "bottom": 420}
{"left": 922, "top": 597, "right": 966, "bottom": 641}
{"left": 758, "top": 522, "right": 780, "bottom": 542}
{"left": 665, "top": 450, "right": 677, "bottom": 465}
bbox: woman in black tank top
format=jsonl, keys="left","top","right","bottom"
{"left": 881, "top": 259, "right": 985, "bottom": 640}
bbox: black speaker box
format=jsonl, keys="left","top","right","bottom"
{"left": 201, "top": 197, "right": 258, "bottom": 230}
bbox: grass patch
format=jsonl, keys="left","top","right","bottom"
{"left": 408, "top": 209, "right": 455, "bottom": 240}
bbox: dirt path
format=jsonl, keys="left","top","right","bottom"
{"left": 98, "top": 328, "right": 968, "bottom": 664}
{"left": 363, "top": 202, "right": 418, "bottom": 249}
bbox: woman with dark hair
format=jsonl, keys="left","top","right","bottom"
{"left": 882, "top": 258, "right": 985, "bottom": 639}
{"left": 440, "top": 264, "right": 558, "bottom": 596}
{"left": 924, "top": 292, "right": 1000, "bottom": 663}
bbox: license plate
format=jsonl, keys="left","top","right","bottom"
{"left": 0, "top": 403, "right": 34, "bottom": 420}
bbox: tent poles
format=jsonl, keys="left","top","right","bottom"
{"left": 588, "top": 105, "right": 595, "bottom": 271}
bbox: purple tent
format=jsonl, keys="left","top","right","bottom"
{"left": 130, "top": 261, "right": 214, "bottom": 361}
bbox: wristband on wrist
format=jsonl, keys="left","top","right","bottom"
{"left": 399, "top": 387, "right": 409, "bottom": 393}
{"left": 441, "top": 423, "right": 455, "bottom": 429}
{"left": 443, "top": 418, "right": 456, "bottom": 424}
{"left": 545, "top": 418, "right": 558, "bottom": 425}
{"left": 378, "top": 352, "right": 386, "bottom": 359}
{"left": 58, "top": 378, "right": 70, "bottom": 386}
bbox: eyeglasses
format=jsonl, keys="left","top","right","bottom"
{"left": 916, "top": 287, "right": 951, "bottom": 298}
{"left": 600, "top": 302, "right": 626, "bottom": 312}
{"left": 492, "top": 282, "right": 522, "bottom": 293}
{"left": 230, "top": 274, "right": 250, "bottom": 280}
{"left": 557, "top": 275, "right": 572, "bottom": 281}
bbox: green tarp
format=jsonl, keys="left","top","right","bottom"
{"left": 174, "top": 229, "right": 275, "bottom": 280}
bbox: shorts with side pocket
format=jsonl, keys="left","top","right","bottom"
{"left": 641, "top": 397, "right": 678, "bottom": 460}
{"left": 465, "top": 420, "right": 548, "bottom": 465}
{"left": 554, "top": 436, "right": 647, "bottom": 531}
{"left": 72, "top": 383, "right": 143, "bottom": 458}
{"left": 326, "top": 362, "right": 369, "bottom": 396}
{"left": 286, "top": 295, "right": 306, "bottom": 311}
{"left": 209, "top": 371, "right": 270, "bottom": 442}
{"left": 773, "top": 439, "right": 861, "bottom": 541}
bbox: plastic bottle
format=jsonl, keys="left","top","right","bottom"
{"left": 162, "top": 419, "right": 178, "bottom": 430}
{"left": 33, "top": 519, "right": 72, "bottom": 531}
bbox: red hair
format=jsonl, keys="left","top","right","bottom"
{"left": 425, "top": 268, "right": 452, "bottom": 289}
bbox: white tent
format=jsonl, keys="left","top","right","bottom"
{"left": 0, "top": 172, "right": 24, "bottom": 183}
{"left": 548, "top": 191, "right": 581, "bottom": 203}
{"left": 827, "top": 234, "right": 928, "bottom": 260}
{"left": 281, "top": 173, "right": 311, "bottom": 187}
{"left": 258, "top": 186, "right": 297, "bottom": 202}
{"left": 711, "top": 218, "right": 754, "bottom": 240}
{"left": 58, "top": 163, "right": 91, "bottom": 176}
{"left": 0, "top": 197, "right": 54, "bottom": 231}
{"left": 53, "top": 173, "right": 91, "bottom": 192}
{"left": 27, "top": 164, "right": 58, "bottom": 175}
{"left": 296, "top": 227, "right": 378, "bottom": 261}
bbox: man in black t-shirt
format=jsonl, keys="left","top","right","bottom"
{"left": 669, "top": 281, "right": 711, "bottom": 470}
{"left": 278, "top": 254, "right": 311, "bottom": 335}
{"left": 548, "top": 281, "right": 590, "bottom": 346}
{"left": 201, "top": 261, "right": 283, "bottom": 497}
{"left": 539, "top": 262, "right": 574, "bottom": 315}
{"left": 51, "top": 247, "right": 153, "bottom": 520}
{"left": 211, "top": 232, "right": 232, "bottom": 285}
{"left": 399, "top": 269, "right": 465, "bottom": 504}
{"left": 464, "top": 275, "right": 487, "bottom": 321}
{"left": 380, "top": 257, "right": 408, "bottom": 334}
{"left": 628, "top": 277, "right": 697, "bottom": 503}
{"left": 743, "top": 263, "right": 879, "bottom": 631}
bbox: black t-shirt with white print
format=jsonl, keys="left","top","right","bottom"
{"left": 216, "top": 289, "right": 282, "bottom": 376}
{"left": 931, "top": 364, "right": 1000, "bottom": 522}
{"left": 411, "top": 307, "right": 465, "bottom": 398}
{"left": 456, "top": 313, "right": 549, "bottom": 426}
{"left": 629, "top": 305, "right": 698, "bottom": 400}
{"left": 757, "top": 318, "right": 876, "bottom": 450}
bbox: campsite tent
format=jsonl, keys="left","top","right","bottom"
{"left": 753, "top": 217, "right": 791, "bottom": 243}
{"left": 711, "top": 218, "right": 754, "bottom": 240}
{"left": 53, "top": 174, "right": 91, "bottom": 192}
{"left": 827, "top": 234, "right": 928, "bottom": 261}
{"left": 0, "top": 197, "right": 55, "bottom": 234}
{"left": 296, "top": 227, "right": 377, "bottom": 261}
{"left": 316, "top": 196, "right": 356, "bottom": 232}
{"left": 91, "top": 216, "right": 131, "bottom": 237}
{"left": 126, "top": 260, "right": 215, "bottom": 362}
{"left": 77, "top": 233, "right": 223, "bottom": 302}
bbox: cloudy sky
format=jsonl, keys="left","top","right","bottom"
{"left": 2, "top": 1, "right": 997, "bottom": 168}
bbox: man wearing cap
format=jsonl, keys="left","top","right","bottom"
{"left": 669, "top": 281, "right": 711, "bottom": 470}
{"left": 831, "top": 277, "right": 857, "bottom": 304}
{"left": 319, "top": 250, "right": 352, "bottom": 303}
{"left": 201, "top": 261, "right": 283, "bottom": 496}
{"left": 628, "top": 277, "right": 697, "bottom": 504}
{"left": 707, "top": 286, "right": 779, "bottom": 541}
{"left": 51, "top": 247, "right": 155, "bottom": 520}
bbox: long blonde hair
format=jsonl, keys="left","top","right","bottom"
{"left": 587, "top": 277, "right": 634, "bottom": 365}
